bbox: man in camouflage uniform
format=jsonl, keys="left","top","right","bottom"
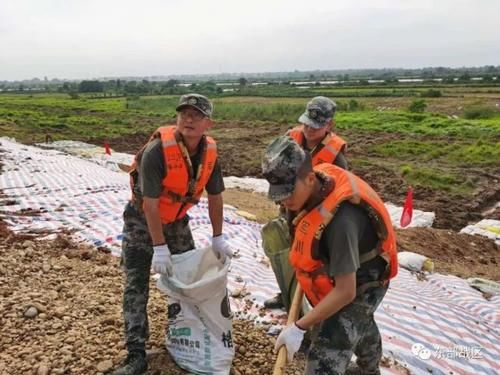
{"left": 113, "top": 94, "right": 231, "bottom": 375}
{"left": 287, "top": 96, "right": 348, "bottom": 169}
{"left": 264, "top": 96, "right": 348, "bottom": 310}
{"left": 262, "top": 136, "right": 396, "bottom": 375}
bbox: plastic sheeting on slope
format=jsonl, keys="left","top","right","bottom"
{"left": 377, "top": 270, "right": 499, "bottom": 374}
{"left": 36, "top": 140, "right": 437, "bottom": 229}
{"left": 461, "top": 219, "right": 500, "bottom": 246}
{"left": 224, "top": 176, "right": 269, "bottom": 195}
{"left": 1, "top": 138, "right": 498, "bottom": 374}
{"left": 36, "top": 140, "right": 135, "bottom": 173}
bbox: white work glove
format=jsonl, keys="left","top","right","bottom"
{"left": 152, "top": 244, "right": 173, "bottom": 276}
{"left": 212, "top": 235, "right": 233, "bottom": 261}
{"left": 274, "top": 323, "right": 306, "bottom": 362}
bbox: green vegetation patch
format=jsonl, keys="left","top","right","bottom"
{"left": 0, "top": 95, "right": 163, "bottom": 142}
{"left": 398, "top": 165, "right": 474, "bottom": 194}
{"left": 214, "top": 102, "right": 304, "bottom": 123}
{"left": 1, "top": 94, "right": 499, "bottom": 145}
{"left": 338, "top": 111, "right": 500, "bottom": 139}
{"left": 463, "top": 105, "right": 499, "bottom": 120}
{"left": 371, "top": 140, "right": 500, "bottom": 166}
{"left": 447, "top": 140, "right": 500, "bottom": 166}
{"left": 125, "top": 96, "right": 178, "bottom": 116}
{"left": 121, "top": 96, "right": 500, "bottom": 139}
{"left": 126, "top": 96, "right": 306, "bottom": 123}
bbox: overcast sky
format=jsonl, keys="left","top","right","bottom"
{"left": 1, "top": 0, "right": 498, "bottom": 81}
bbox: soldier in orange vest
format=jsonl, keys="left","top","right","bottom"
{"left": 264, "top": 96, "right": 348, "bottom": 310}
{"left": 287, "top": 96, "right": 347, "bottom": 170}
{"left": 262, "top": 136, "right": 398, "bottom": 374}
{"left": 113, "top": 94, "right": 232, "bottom": 375}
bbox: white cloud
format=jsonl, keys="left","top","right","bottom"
{"left": 0, "top": 0, "right": 498, "bottom": 80}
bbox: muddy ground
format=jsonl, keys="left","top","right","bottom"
{"left": 95, "top": 122, "right": 500, "bottom": 231}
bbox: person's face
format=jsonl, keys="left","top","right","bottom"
{"left": 280, "top": 172, "right": 316, "bottom": 211}
{"left": 176, "top": 107, "right": 212, "bottom": 139}
{"left": 302, "top": 122, "right": 332, "bottom": 145}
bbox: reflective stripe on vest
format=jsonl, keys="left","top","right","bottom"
{"left": 289, "top": 163, "right": 398, "bottom": 306}
{"left": 289, "top": 126, "right": 347, "bottom": 166}
{"left": 155, "top": 126, "right": 217, "bottom": 224}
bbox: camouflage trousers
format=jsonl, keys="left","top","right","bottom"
{"left": 304, "top": 284, "right": 389, "bottom": 375}
{"left": 120, "top": 202, "right": 195, "bottom": 353}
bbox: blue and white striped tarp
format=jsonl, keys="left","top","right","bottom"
{"left": 1, "top": 138, "right": 498, "bottom": 375}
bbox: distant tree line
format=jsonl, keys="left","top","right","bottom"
{"left": 1, "top": 65, "right": 498, "bottom": 95}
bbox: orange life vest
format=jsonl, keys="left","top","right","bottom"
{"left": 288, "top": 126, "right": 347, "bottom": 166}
{"left": 130, "top": 126, "right": 217, "bottom": 224}
{"left": 289, "top": 163, "right": 398, "bottom": 306}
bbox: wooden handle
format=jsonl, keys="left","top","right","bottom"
{"left": 272, "top": 284, "right": 304, "bottom": 375}
{"left": 118, "top": 163, "right": 132, "bottom": 173}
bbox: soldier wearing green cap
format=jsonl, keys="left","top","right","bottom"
{"left": 262, "top": 136, "right": 397, "bottom": 375}
{"left": 113, "top": 94, "right": 232, "bottom": 375}
{"left": 263, "top": 96, "right": 348, "bottom": 310}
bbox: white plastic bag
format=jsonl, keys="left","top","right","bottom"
{"left": 467, "top": 277, "right": 500, "bottom": 296}
{"left": 157, "top": 247, "right": 234, "bottom": 375}
{"left": 398, "top": 251, "right": 434, "bottom": 272}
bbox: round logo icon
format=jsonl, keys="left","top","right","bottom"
{"left": 188, "top": 97, "right": 198, "bottom": 105}
{"left": 411, "top": 343, "right": 425, "bottom": 356}
{"left": 419, "top": 348, "right": 432, "bottom": 360}
{"left": 411, "top": 342, "right": 431, "bottom": 360}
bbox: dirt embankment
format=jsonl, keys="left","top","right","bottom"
{"left": 345, "top": 129, "right": 500, "bottom": 231}
{"left": 396, "top": 227, "right": 499, "bottom": 280}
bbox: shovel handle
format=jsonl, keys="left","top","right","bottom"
{"left": 272, "top": 284, "right": 304, "bottom": 375}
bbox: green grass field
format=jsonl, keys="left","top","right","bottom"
{"left": 2, "top": 92, "right": 499, "bottom": 138}
{"left": 1, "top": 88, "right": 499, "bottom": 195}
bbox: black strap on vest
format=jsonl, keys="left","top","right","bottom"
{"left": 356, "top": 280, "right": 387, "bottom": 296}
{"left": 359, "top": 246, "right": 382, "bottom": 264}
{"left": 161, "top": 189, "right": 199, "bottom": 205}
{"left": 298, "top": 246, "right": 389, "bottom": 297}
{"left": 356, "top": 252, "right": 391, "bottom": 296}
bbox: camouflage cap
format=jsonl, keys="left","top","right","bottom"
{"left": 298, "top": 96, "right": 336, "bottom": 129}
{"left": 262, "top": 136, "right": 307, "bottom": 201}
{"left": 176, "top": 93, "right": 213, "bottom": 117}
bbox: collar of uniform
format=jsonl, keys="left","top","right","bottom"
{"left": 306, "top": 172, "right": 333, "bottom": 210}
{"left": 303, "top": 132, "right": 331, "bottom": 154}
{"left": 320, "top": 132, "right": 333, "bottom": 146}
{"left": 290, "top": 172, "right": 334, "bottom": 228}
{"left": 174, "top": 130, "right": 206, "bottom": 156}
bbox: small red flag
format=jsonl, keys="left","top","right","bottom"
{"left": 400, "top": 186, "right": 413, "bottom": 228}
{"left": 104, "top": 142, "right": 111, "bottom": 155}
